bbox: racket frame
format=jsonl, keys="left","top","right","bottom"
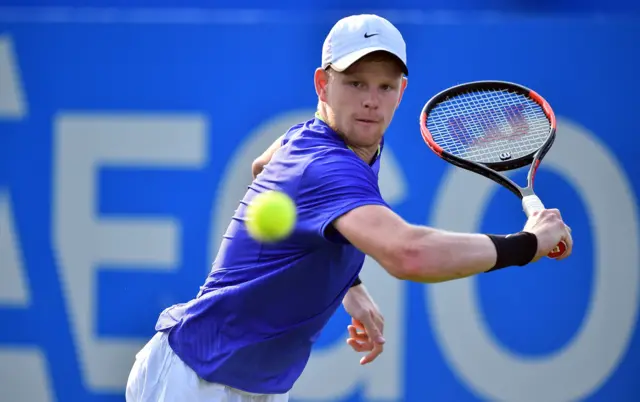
{"left": 419, "top": 80, "right": 557, "bottom": 200}
{"left": 419, "top": 80, "right": 566, "bottom": 258}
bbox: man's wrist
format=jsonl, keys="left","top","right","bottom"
{"left": 485, "top": 232, "right": 537, "bottom": 272}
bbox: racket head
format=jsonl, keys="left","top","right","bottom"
{"left": 420, "top": 80, "right": 557, "bottom": 176}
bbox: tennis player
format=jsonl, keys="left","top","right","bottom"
{"left": 126, "top": 13, "right": 573, "bottom": 402}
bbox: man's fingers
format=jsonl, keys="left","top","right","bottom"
{"left": 558, "top": 226, "right": 574, "bottom": 261}
{"left": 347, "top": 338, "right": 373, "bottom": 352}
{"left": 347, "top": 325, "right": 372, "bottom": 352}
{"left": 351, "top": 318, "right": 365, "bottom": 330}
{"left": 352, "top": 317, "right": 385, "bottom": 344}
{"left": 360, "top": 315, "right": 386, "bottom": 345}
{"left": 357, "top": 314, "right": 385, "bottom": 364}
{"left": 348, "top": 325, "right": 369, "bottom": 341}
{"left": 360, "top": 342, "right": 383, "bottom": 365}
{"left": 373, "top": 313, "right": 384, "bottom": 338}
{"left": 348, "top": 314, "right": 386, "bottom": 364}
{"left": 348, "top": 337, "right": 384, "bottom": 364}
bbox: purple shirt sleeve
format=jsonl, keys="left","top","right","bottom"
{"left": 295, "top": 148, "right": 389, "bottom": 243}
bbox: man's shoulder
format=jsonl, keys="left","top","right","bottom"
{"left": 279, "top": 119, "right": 360, "bottom": 166}
{"left": 266, "top": 117, "right": 375, "bottom": 189}
{"left": 284, "top": 118, "right": 340, "bottom": 146}
{"left": 295, "top": 148, "right": 377, "bottom": 198}
{"left": 256, "top": 120, "right": 352, "bottom": 182}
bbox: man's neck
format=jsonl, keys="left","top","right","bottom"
{"left": 315, "top": 111, "right": 380, "bottom": 164}
{"left": 349, "top": 145, "right": 379, "bottom": 164}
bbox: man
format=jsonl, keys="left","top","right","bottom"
{"left": 126, "top": 13, "right": 573, "bottom": 402}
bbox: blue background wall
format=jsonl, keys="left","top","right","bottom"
{"left": 1, "top": 1, "right": 639, "bottom": 401}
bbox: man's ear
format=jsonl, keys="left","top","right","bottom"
{"left": 397, "top": 76, "right": 408, "bottom": 108}
{"left": 314, "top": 68, "right": 330, "bottom": 102}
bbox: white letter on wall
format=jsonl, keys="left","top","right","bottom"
{"left": 426, "top": 117, "right": 639, "bottom": 402}
{"left": 0, "top": 35, "right": 52, "bottom": 402}
{"left": 0, "top": 190, "right": 29, "bottom": 305}
{"left": 53, "top": 113, "right": 207, "bottom": 392}
{"left": 0, "top": 190, "right": 54, "bottom": 402}
{"left": 0, "top": 35, "right": 26, "bottom": 119}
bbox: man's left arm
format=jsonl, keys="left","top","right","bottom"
{"left": 252, "top": 134, "right": 285, "bottom": 179}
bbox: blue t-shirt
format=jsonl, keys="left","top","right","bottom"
{"left": 155, "top": 116, "right": 390, "bottom": 394}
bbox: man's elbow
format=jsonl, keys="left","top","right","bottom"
{"left": 387, "top": 229, "right": 444, "bottom": 283}
{"left": 390, "top": 248, "right": 431, "bottom": 282}
{"left": 251, "top": 158, "right": 265, "bottom": 179}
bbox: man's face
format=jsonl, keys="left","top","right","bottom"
{"left": 316, "top": 52, "right": 407, "bottom": 148}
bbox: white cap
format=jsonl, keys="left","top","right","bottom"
{"left": 322, "top": 14, "right": 408, "bottom": 75}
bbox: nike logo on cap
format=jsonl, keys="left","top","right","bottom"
{"left": 364, "top": 33, "right": 379, "bottom": 38}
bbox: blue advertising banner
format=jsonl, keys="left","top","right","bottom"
{"left": 0, "top": 6, "right": 639, "bottom": 402}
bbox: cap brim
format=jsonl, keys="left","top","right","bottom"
{"left": 330, "top": 46, "right": 408, "bottom": 76}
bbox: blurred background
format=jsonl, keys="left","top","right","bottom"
{"left": 1, "top": 0, "right": 639, "bottom": 401}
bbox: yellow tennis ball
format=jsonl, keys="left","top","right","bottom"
{"left": 245, "top": 190, "right": 297, "bottom": 243}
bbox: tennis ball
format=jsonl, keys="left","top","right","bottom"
{"left": 245, "top": 190, "right": 297, "bottom": 243}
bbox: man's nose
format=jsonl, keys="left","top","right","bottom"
{"left": 362, "top": 89, "right": 380, "bottom": 109}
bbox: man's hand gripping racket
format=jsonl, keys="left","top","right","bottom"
{"left": 419, "top": 80, "right": 572, "bottom": 260}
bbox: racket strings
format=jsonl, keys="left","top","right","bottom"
{"left": 426, "top": 89, "right": 551, "bottom": 164}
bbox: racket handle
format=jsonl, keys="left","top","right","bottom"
{"left": 522, "top": 194, "right": 545, "bottom": 217}
{"left": 521, "top": 195, "right": 567, "bottom": 259}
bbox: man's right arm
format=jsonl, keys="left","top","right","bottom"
{"left": 333, "top": 205, "right": 498, "bottom": 283}
{"left": 333, "top": 204, "right": 571, "bottom": 283}
{"left": 299, "top": 148, "right": 572, "bottom": 283}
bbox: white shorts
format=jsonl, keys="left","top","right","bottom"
{"left": 126, "top": 332, "right": 289, "bottom": 402}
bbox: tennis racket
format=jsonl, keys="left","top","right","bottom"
{"left": 419, "top": 80, "right": 566, "bottom": 259}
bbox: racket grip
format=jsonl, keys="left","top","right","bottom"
{"left": 521, "top": 195, "right": 567, "bottom": 259}
{"left": 522, "top": 194, "right": 545, "bottom": 217}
